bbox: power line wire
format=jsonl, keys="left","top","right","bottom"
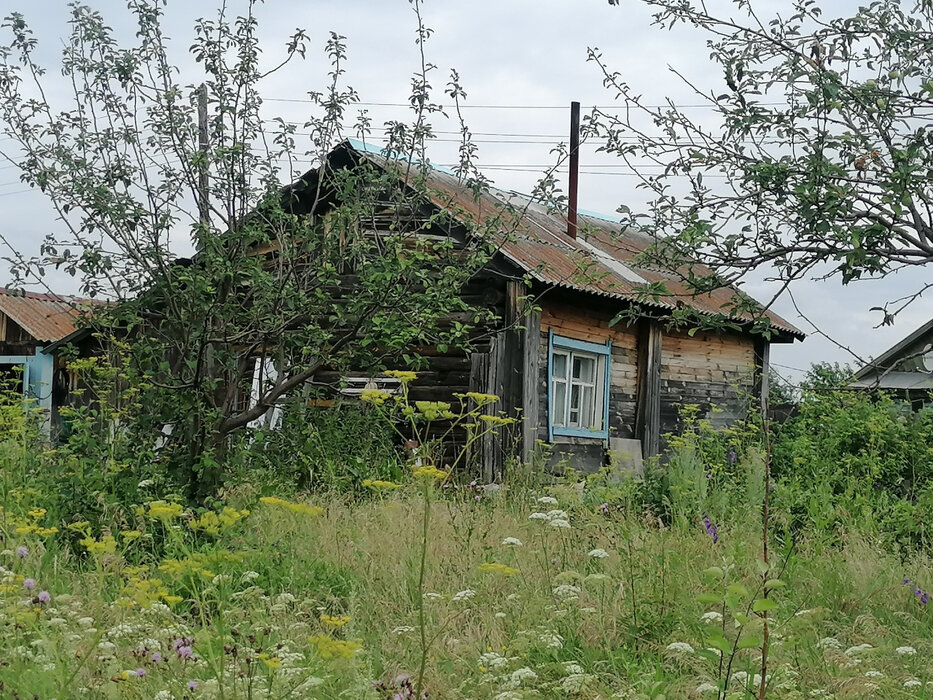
{"left": 263, "top": 98, "right": 785, "bottom": 109}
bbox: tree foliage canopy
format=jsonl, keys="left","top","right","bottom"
{"left": 0, "top": 1, "right": 500, "bottom": 493}
{"left": 599, "top": 0, "right": 933, "bottom": 323}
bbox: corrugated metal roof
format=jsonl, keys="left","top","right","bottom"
{"left": 850, "top": 371, "right": 933, "bottom": 391}
{"left": 853, "top": 318, "right": 933, "bottom": 380}
{"left": 0, "top": 289, "right": 100, "bottom": 343}
{"left": 345, "top": 140, "right": 804, "bottom": 340}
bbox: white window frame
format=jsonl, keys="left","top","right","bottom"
{"left": 547, "top": 330, "right": 611, "bottom": 440}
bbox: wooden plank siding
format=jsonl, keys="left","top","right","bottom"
{"left": 537, "top": 301, "right": 640, "bottom": 471}
{"left": 658, "top": 329, "right": 757, "bottom": 437}
{"left": 533, "top": 299, "right": 762, "bottom": 469}
{"left": 635, "top": 320, "right": 662, "bottom": 458}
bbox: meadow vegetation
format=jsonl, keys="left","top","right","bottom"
{"left": 1, "top": 367, "right": 933, "bottom": 699}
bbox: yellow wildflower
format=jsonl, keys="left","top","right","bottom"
{"left": 27, "top": 508, "right": 47, "bottom": 520}
{"left": 259, "top": 496, "right": 323, "bottom": 517}
{"left": 479, "top": 414, "right": 517, "bottom": 426}
{"left": 414, "top": 401, "right": 454, "bottom": 420}
{"left": 360, "top": 389, "right": 391, "bottom": 405}
{"left": 362, "top": 479, "right": 401, "bottom": 491}
{"left": 66, "top": 521, "right": 91, "bottom": 533}
{"left": 80, "top": 534, "right": 117, "bottom": 556}
{"left": 309, "top": 635, "right": 363, "bottom": 660}
{"left": 478, "top": 562, "right": 520, "bottom": 576}
{"left": 412, "top": 466, "right": 449, "bottom": 482}
{"left": 187, "top": 506, "right": 249, "bottom": 537}
{"left": 144, "top": 500, "right": 184, "bottom": 521}
{"left": 384, "top": 370, "right": 417, "bottom": 383}
{"left": 36, "top": 527, "right": 58, "bottom": 537}
{"left": 121, "top": 530, "right": 142, "bottom": 541}
{"left": 320, "top": 614, "right": 351, "bottom": 628}
{"left": 259, "top": 653, "right": 282, "bottom": 670}
{"left": 463, "top": 392, "right": 500, "bottom": 405}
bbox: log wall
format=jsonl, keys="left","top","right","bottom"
{"left": 537, "top": 301, "right": 640, "bottom": 471}
{"left": 535, "top": 299, "right": 761, "bottom": 470}
{"left": 659, "top": 329, "right": 757, "bottom": 435}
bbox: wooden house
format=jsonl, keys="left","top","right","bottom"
{"left": 0, "top": 288, "right": 99, "bottom": 432}
{"left": 850, "top": 319, "right": 933, "bottom": 410}
{"left": 283, "top": 140, "right": 804, "bottom": 476}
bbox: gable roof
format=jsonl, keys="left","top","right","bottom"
{"left": 289, "top": 140, "right": 805, "bottom": 342}
{"left": 0, "top": 288, "right": 100, "bottom": 343}
{"left": 852, "top": 318, "right": 933, "bottom": 382}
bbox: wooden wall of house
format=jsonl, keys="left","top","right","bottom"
{"left": 531, "top": 295, "right": 762, "bottom": 473}
{"left": 535, "top": 299, "right": 640, "bottom": 472}
{"left": 0, "top": 313, "right": 37, "bottom": 356}
{"left": 306, "top": 271, "right": 511, "bottom": 474}
{"left": 658, "top": 329, "right": 757, "bottom": 435}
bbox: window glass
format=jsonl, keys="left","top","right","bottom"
{"left": 553, "top": 352, "right": 568, "bottom": 380}
{"left": 572, "top": 355, "right": 595, "bottom": 383}
{"left": 553, "top": 381, "right": 567, "bottom": 426}
{"left": 580, "top": 385, "right": 595, "bottom": 428}
{"left": 569, "top": 383, "right": 581, "bottom": 425}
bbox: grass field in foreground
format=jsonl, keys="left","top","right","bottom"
{"left": 2, "top": 482, "right": 932, "bottom": 699}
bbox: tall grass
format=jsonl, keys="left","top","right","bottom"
{"left": 3, "top": 479, "right": 933, "bottom": 698}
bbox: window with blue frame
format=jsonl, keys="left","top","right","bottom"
{"left": 547, "top": 331, "right": 611, "bottom": 440}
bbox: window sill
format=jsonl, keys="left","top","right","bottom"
{"left": 551, "top": 427, "right": 609, "bottom": 442}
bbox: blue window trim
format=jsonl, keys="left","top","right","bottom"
{"left": 547, "top": 330, "right": 611, "bottom": 441}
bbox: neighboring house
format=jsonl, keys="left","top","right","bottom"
{"left": 285, "top": 140, "right": 805, "bottom": 476}
{"left": 0, "top": 288, "right": 98, "bottom": 432}
{"left": 850, "top": 319, "right": 933, "bottom": 410}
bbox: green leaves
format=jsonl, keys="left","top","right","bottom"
{"left": 589, "top": 0, "right": 933, "bottom": 324}
{"left": 753, "top": 598, "right": 778, "bottom": 613}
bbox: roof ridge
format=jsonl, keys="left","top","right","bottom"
{"left": 0, "top": 287, "right": 100, "bottom": 304}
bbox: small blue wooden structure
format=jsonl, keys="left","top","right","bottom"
{"left": 0, "top": 347, "right": 55, "bottom": 416}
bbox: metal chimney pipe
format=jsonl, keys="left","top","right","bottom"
{"left": 567, "top": 100, "right": 580, "bottom": 239}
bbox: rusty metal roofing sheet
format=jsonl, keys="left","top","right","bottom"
{"left": 345, "top": 141, "right": 803, "bottom": 340}
{"left": 0, "top": 289, "right": 100, "bottom": 343}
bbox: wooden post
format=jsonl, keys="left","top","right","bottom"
{"left": 635, "top": 319, "right": 662, "bottom": 459}
{"left": 754, "top": 337, "right": 770, "bottom": 420}
{"left": 521, "top": 306, "right": 541, "bottom": 464}
{"left": 567, "top": 101, "right": 580, "bottom": 240}
{"left": 197, "top": 83, "right": 210, "bottom": 227}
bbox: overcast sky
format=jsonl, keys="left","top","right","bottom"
{"left": 0, "top": 0, "right": 929, "bottom": 385}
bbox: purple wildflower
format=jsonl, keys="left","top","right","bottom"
{"left": 903, "top": 578, "right": 911, "bottom": 585}
{"left": 706, "top": 471, "right": 712, "bottom": 480}
{"left": 23, "top": 578, "right": 35, "bottom": 591}
{"left": 703, "top": 514, "right": 719, "bottom": 544}
{"left": 37, "top": 591, "right": 50, "bottom": 604}
{"left": 599, "top": 502, "right": 609, "bottom": 514}
{"left": 16, "top": 546, "right": 28, "bottom": 559}
{"left": 177, "top": 645, "right": 193, "bottom": 659}
{"left": 136, "top": 668, "right": 146, "bottom": 677}
{"left": 151, "top": 652, "right": 163, "bottom": 663}
{"left": 187, "top": 680, "right": 198, "bottom": 690}
{"left": 729, "top": 450, "right": 737, "bottom": 465}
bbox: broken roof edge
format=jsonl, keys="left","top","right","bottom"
{"left": 853, "top": 317, "right": 933, "bottom": 380}
{"left": 519, "top": 271, "right": 804, "bottom": 343}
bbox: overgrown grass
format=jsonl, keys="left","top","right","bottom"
{"left": 3, "top": 480, "right": 933, "bottom": 699}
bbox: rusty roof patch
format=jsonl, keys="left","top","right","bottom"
{"left": 344, "top": 141, "right": 803, "bottom": 340}
{"left": 0, "top": 289, "right": 101, "bottom": 343}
